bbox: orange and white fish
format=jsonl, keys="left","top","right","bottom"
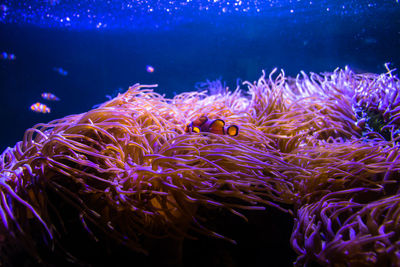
{"left": 41, "top": 92, "right": 60, "bottom": 101}
{"left": 146, "top": 65, "right": 154, "bottom": 73}
{"left": 30, "top": 102, "right": 50, "bottom": 113}
{"left": 184, "top": 115, "right": 239, "bottom": 136}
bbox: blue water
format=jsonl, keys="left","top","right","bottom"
{"left": 0, "top": 0, "right": 399, "bottom": 150}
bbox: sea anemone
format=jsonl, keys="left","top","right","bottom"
{"left": 0, "top": 66, "right": 399, "bottom": 266}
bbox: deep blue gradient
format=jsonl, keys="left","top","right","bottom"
{"left": 0, "top": 0, "right": 399, "bottom": 150}
{"left": 0, "top": 0, "right": 398, "bottom": 30}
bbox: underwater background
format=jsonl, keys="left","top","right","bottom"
{"left": 0, "top": 0, "right": 399, "bottom": 152}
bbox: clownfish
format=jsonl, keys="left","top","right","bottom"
{"left": 41, "top": 92, "right": 60, "bottom": 101}
{"left": 184, "top": 115, "right": 239, "bottom": 136}
{"left": 30, "top": 102, "right": 50, "bottom": 113}
{"left": 146, "top": 65, "right": 155, "bottom": 73}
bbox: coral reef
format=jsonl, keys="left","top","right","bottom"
{"left": 0, "top": 67, "right": 399, "bottom": 266}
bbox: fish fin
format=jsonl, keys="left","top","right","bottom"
{"left": 192, "top": 127, "right": 201, "bottom": 133}
{"left": 225, "top": 125, "right": 239, "bottom": 136}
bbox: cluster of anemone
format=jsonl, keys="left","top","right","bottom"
{"left": 0, "top": 66, "right": 399, "bottom": 266}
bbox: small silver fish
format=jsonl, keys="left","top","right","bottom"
{"left": 53, "top": 67, "right": 68, "bottom": 76}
